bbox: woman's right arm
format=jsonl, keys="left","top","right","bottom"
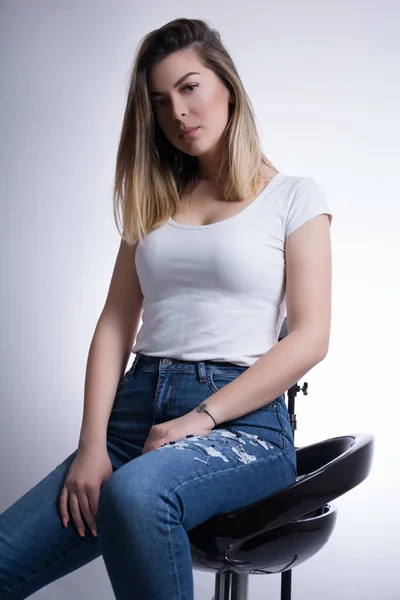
{"left": 59, "top": 238, "right": 143, "bottom": 536}
{"left": 77, "top": 238, "right": 144, "bottom": 452}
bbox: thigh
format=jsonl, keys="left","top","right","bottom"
{"left": 155, "top": 428, "right": 296, "bottom": 530}
{"left": 99, "top": 427, "right": 296, "bottom": 534}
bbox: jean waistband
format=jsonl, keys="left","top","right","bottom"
{"left": 133, "top": 353, "right": 248, "bottom": 376}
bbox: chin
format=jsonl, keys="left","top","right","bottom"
{"left": 174, "top": 145, "right": 202, "bottom": 157}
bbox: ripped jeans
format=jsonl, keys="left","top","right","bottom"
{"left": 0, "top": 353, "right": 297, "bottom": 600}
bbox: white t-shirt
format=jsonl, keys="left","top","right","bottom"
{"left": 131, "top": 172, "right": 333, "bottom": 367}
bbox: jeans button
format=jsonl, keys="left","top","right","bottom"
{"left": 162, "top": 358, "right": 172, "bottom": 366}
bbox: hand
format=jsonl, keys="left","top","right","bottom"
{"left": 142, "top": 410, "right": 215, "bottom": 455}
{"left": 59, "top": 445, "right": 113, "bottom": 538}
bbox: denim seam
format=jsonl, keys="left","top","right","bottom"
{"left": 209, "top": 371, "right": 241, "bottom": 377}
{"left": 165, "top": 372, "right": 181, "bottom": 419}
{"left": 275, "top": 404, "right": 297, "bottom": 476}
{"left": 1, "top": 536, "right": 93, "bottom": 598}
{"left": 166, "top": 500, "right": 183, "bottom": 599}
{"left": 151, "top": 368, "right": 162, "bottom": 426}
{"left": 275, "top": 403, "right": 287, "bottom": 452}
{"left": 287, "top": 456, "right": 297, "bottom": 479}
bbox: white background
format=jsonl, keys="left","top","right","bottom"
{"left": 1, "top": 1, "right": 399, "bottom": 598}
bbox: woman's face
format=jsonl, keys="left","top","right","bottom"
{"left": 147, "top": 49, "right": 234, "bottom": 158}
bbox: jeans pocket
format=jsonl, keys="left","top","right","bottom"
{"left": 206, "top": 372, "right": 239, "bottom": 394}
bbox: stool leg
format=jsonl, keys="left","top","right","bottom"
{"left": 281, "top": 570, "right": 292, "bottom": 600}
{"left": 214, "top": 570, "right": 249, "bottom": 600}
{"left": 231, "top": 572, "right": 249, "bottom": 600}
{"left": 213, "top": 570, "right": 230, "bottom": 600}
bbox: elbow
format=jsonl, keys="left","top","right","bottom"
{"left": 316, "top": 338, "right": 330, "bottom": 361}
{"left": 299, "top": 330, "right": 330, "bottom": 363}
{"left": 288, "top": 327, "right": 330, "bottom": 364}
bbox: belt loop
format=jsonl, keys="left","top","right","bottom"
{"left": 197, "top": 361, "right": 207, "bottom": 382}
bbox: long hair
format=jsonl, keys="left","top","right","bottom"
{"left": 113, "top": 18, "right": 278, "bottom": 246}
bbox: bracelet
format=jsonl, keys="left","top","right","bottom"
{"left": 195, "top": 402, "right": 218, "bottom": 427}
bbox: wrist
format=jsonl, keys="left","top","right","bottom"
{"left": 195, "top": 402, "right": 217, "bottom": 428}
{"left": 78, "top": 434, "right": 107, "bottom": 452}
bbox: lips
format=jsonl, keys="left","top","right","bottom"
{"left": 180, "top": 127, "right": 199, "bottom": 138}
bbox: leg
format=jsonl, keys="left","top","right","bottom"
{"left": 0, "top": 450, "right": 101, "bottom": 599}
{"left": 95, "top": 428, "right": 296, "bottom": 600}
{"left": 0, "top": 354, "right": 147, "bottom": 598}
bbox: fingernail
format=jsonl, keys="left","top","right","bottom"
{"left": 63, "top": 518, "right": 68, "bottom": 528}
{"left": 79, "top": 528, "right": 85, "bottom": 537}
{"left": 91, "top": 529, "right": 97, "bottom": 537}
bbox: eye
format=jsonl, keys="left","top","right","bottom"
{"left": 182, "top": 83, "right": 198, "bottom": 93}
{"left": 152, "top": 83, "right": 198, "bottom": 110}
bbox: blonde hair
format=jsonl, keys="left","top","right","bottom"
{"left": 113, "top": 17, "right": 278, "bottom": 246}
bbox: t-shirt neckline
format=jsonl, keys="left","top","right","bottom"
{"left": 167, "top": 172, "right": 284, "bottom": 230}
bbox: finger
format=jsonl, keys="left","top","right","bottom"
{"left": 79, "top": 490, "right": 98, "bottom": 537}
{"left": 87, "top": 486, "right": 100, "bottom": 518}
{"left": 69, "top": 492, "right": 86, "bottom": 537}
{"left": 59, "top": 486, "right": 69, "bottom": 527}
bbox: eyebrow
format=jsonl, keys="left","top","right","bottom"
{"left": 149, "top": 72, "right": 201, "bottom": 97}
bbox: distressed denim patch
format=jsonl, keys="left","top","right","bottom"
{"left": 155, "top": 428, "right": 274, "bottom": 465}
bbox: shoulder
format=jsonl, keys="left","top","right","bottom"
{"left": 276, "top": 173, "right": 320, "bottom": 193}
{"left": 279, "top": 175, "right": 333, "bottom": 238}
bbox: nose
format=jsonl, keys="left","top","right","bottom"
{"left": 169, "top": 97, "right": 189, "bottom": 122}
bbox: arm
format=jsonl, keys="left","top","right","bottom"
{"left": 189, "top": 213, "right": 332, "bottom": 427}
{"left": 78, "top": 238, "right": 144, "bottom": 450}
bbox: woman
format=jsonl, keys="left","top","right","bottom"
{"left": 0, "top": 17, "right": 332, "bottom": 600}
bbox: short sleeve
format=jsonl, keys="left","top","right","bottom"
{"left": 285, "top": 177, "right": 333, "bottom": 238}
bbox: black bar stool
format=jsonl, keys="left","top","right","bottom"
{"left": 188, "top": 318, "right": 375, "bottom": 600}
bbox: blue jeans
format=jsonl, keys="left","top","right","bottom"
{"left": 0, "top": 353, "right": 297, "bottom": 600}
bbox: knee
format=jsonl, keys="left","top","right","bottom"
{"left": 95, "top": 463, "right": 160, "bottom": 528}
{"left": 96, "top": 469, "right": 128, "bottom": 522}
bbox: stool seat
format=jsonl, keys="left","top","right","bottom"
{"left": 188, "top": 434, "right": 374, "bottom": 598}
{"left": 190, "top": 502, "right": 337, "bottom": 574}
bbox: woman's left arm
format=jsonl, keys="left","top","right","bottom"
{"left": 189, "top": 213, "right": 332, "bottom": 427}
